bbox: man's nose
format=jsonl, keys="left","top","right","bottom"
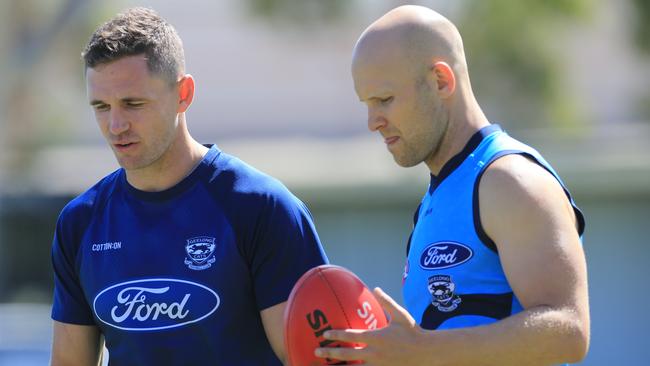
{"left": 109, "top": 108, "right": 130, "bottom": 135}
{"left": 367, "top": 109, "right": 387, "bottom": 132}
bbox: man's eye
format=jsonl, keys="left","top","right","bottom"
{"left": 380, "top": 97, "right": 394, "bottom": 105}
{"left": 126, "top": 102, "right": 145, "bottom": 108}
{"left": 94, "top": 104, "right": 110, "bottom": 112}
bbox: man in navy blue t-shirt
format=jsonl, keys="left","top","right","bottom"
{"left": 50, "top": 7, "right": 328, "bottom": 365}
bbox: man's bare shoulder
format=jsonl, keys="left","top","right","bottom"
{"left": 480, "top": 153, "right": 565, "bottom": 207}
{"left": 478, "top": 153, "right": 577, "bottom": 250}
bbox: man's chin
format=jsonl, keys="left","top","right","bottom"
{"left": 393, "top": 155, "right": 421, "bottom": 168}
{"left": 114, "top": 156, "right": 143, "bottom": 171}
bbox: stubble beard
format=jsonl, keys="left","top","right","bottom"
{"left": 114, "top": 125, "right": 178, "bottom": 174}
{"left": 393, "top": 142, "right": 424, "bottom": 168}
{"left": 114, "top": 146, "right": 157, "bottom": 171}
{"left": 393, "top": 131, "right": 442, "bottom": 168}
{"left": 394, "top": 105, "right": 448, "bottom": 169}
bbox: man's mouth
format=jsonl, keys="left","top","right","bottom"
{"left": 113, "top": 142, "right": 137, "bottom": 151}
{"left": 384, "top": 136, "right": 399, "bottom": 145}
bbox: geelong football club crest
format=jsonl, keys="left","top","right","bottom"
{"left": 184, "top": 236, "right": 216, "bottom": 270}
{"left": 427, "top": 275, "right": 461, "bottom": 312}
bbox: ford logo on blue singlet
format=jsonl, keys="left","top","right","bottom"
{"left": 419, "top": 242, "right": 473, "bottom": 270}
{"left": 93, "top": 278, "right": 220, "bottom": 331}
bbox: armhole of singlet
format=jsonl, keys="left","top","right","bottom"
{"left": 473, "top": 151, "right": 520, "bottom": 253}
{"left": 473, "top": 151, "right": 586, "bottom": 253}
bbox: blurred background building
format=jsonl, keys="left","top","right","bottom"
{"left": 1, "top": 0, "right": 649, "bottom": 364}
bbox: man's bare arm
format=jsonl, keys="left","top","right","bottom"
{"left": 260, "top": 301, "right": 288, "bottom": 365}
{"left": 51, "top": 321, "right": 103, "bottom": 366}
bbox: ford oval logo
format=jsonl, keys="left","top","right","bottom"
{"left": 93, "top": 278, "right": 220, "bottom": 331}
{"left": 419, "top": 242, "right": 473, "bottom": 270}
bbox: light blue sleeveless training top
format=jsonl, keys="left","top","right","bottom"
{"left": 403, "top": 125, "right": 585, "bottom": 331}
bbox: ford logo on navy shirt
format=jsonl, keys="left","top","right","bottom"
{"left": 93, "top": 278, "right": 220, "bottom": 331}
{"left": 419, "top": 242, "right": 473, "bottom": 270}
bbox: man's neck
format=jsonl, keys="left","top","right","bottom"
{"left": 426, "top": 99, "right": 489, "bottom": 176}
{"left": 125, "top": 131, "right": 209, "bottom": 192}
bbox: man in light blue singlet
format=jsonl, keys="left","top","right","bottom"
{"left": 49, "top": 8, "right": 328, "bottom": 365}
{"left": 317, "top": 5, "right": 589, "bottom": 365}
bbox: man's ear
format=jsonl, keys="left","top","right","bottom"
{"left": 177, "top": 74, "right": 195, "bottom": 113}
{"left": 431, "top": 61, "right": 455, "bottom": 98}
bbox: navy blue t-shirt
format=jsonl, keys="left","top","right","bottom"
{"left": 51, "top": 145, "right": 328, "bottom": 365}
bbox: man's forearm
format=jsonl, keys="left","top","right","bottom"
{"left": 420, "top": 306, "right": 589, "bottom": 366}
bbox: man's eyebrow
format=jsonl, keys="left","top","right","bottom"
{"left": 122, "top": 97, "right": 147, "bottom": 103}
{"left": 90, "top": 97, "right": 148, "bottom": 106}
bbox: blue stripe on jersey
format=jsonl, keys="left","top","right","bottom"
{"left": 51, "top": 144, "right": 328, "bottom": 365}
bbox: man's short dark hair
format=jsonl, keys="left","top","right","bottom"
{"left": 82, "top": 7, "right": 185, "bottom": 84}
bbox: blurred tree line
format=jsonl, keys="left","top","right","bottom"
{"left": 1, "top": 0, "right": 650, "bottom": 182}
{"left": 631, "top": 0, "right": 650, "bottom": 53}
{"left": 631, "top": 0, "right": 650, "bottom": 119}
{"left": 458, "top": 0, "right": 593, "bottom": 132}
{"left": 247, "top": 0, "right": 650, "bottom": 131}
{"left": 1, "top": 0, "right": 111, "bottom": 188}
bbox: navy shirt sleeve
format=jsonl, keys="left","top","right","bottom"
{"left": 248, "top": 190, "right": 328, "bottom": 310}
{"left": 212, "top": 154, "right": 329, "bottom": 311}
{"left": 51, "top": 200, "right": 96, "bottom": 325}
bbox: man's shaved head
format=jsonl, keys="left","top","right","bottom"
{"left": 352, "top": 5, "right": 468, "bottom": 87}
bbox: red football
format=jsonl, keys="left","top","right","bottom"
{"left": 284, "top": 265, "right": 388, "bottom": 366}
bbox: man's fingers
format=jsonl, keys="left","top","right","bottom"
{"left": 373, "top": 287, "right": 412, "bottom": 324}
{"left": 315, "top": 344, "right": 369, "bottom": 362}
{"left": 324, "top": 329, "right": 369, "bottom": 343}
